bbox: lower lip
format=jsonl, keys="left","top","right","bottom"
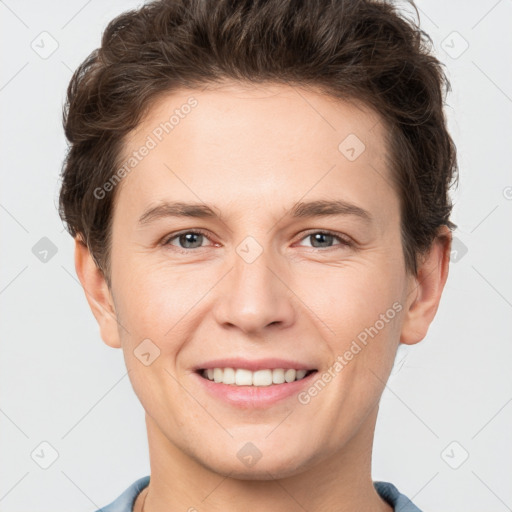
{"left": 194, "top": 371, "right": 318, "bottom": 408}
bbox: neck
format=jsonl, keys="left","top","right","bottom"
{"left": 135, "top": 406, "right": 392, "bottom": 512}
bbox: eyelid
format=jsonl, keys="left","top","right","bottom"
{"left": 161, "top": 228, "right": 353, "bottom": 252}
{"left": 161, "top": 228, "right": 215, "bottom": 250}
{"left": 294, "top": 229, "right": 354, "bottom": 248}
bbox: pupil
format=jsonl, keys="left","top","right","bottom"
{"left": 312, "top": 233, "right": 332, "bottom": 247}
{"left": 181, "top": 233, "right": 202, "bottom": 248}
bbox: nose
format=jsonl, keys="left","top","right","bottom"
{"left": 212, "top": 243, "right": 297, "bottom": 335}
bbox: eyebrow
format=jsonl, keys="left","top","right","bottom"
{"left": 137, "top": 199, "right": 373, "bottom": 225}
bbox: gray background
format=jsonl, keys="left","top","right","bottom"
{"left": 1, "top": 0, "right": 511, "bottom": 510}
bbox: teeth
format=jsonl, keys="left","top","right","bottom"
{"left": 284, "top": 369, "right": 296, "bottom": 382}
{"left": 213, "top": 368, "right": 223, "bottom": 383}
{"left": 223, "top": 367, "right": 236, "bottom": 384}
{"left": 253, "top": 369, "right": 273, "bottom": 386}
{"left": 235, "top": 368, "right": 253, "bottom": 386}
{"left": 272, "top": 368, "right": 285, "bottom": 384}
{"left": 201, "top": 367, "right": 312, "bottom": 386}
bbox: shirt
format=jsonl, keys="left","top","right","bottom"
{"left": 94, "top": 475, "right": 423, "bottom": 511}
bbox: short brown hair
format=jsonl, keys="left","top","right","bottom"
{"left": 59, "top": 0, "right": 458, "bottom": 287}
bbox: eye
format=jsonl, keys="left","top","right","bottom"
{"left": 161, "top": 229, "right": 353, "bottom": 253}
{"left": 297, "top": 230, "right": 353, "bottom": 249}
{"left": 162, "top": 229, "right": 214, "bottom": 251}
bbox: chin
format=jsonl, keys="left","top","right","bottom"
{"left": 195, "top": 448, "right": 312, "bottom": 481}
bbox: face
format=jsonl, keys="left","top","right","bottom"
{"left": 88, "top": 82, "right": 428, "bottom": 478}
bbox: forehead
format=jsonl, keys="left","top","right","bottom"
{"left": 114, "top": 82, "right": 396, "bottom": 231}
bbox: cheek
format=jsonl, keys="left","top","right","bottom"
{"left": 336, "top": 275, "right": 404, "bottom": 390}
{"left": 113, "top": 261, "right": 206, "bottom": 351}
{"left": 306, "top": 262, "right": 405, "bottom": 413}
{"left": 299, "top": 258, "right": 405, "bottom": 341}
{"left": 113, "top": 268, "right": 191, "bottom": 414}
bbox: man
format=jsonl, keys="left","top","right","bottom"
{"left": 59, "top": 0, "right": 458, "bottom": 510}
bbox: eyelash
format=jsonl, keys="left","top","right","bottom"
{"left": 161, "top": 229, "right": 354, "bottom": 253}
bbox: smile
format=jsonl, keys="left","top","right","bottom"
{"left": 199, "top": 367, "right": 316, "bottom": 386}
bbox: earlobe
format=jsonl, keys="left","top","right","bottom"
{"left": 74, "top": 236, "right": 122, "bottom": 349}
{"left": 399, "top": 226, "right": 452, "bottom": 346}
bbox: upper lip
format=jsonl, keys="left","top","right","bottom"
{"left": 194, "top": 358, "right": 317, "bottom": 372}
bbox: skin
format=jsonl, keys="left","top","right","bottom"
{"left": 75, "top": 82, "right": 451, "bottom": 511}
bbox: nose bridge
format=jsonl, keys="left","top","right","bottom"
{"left": 212, "top": 235, "right": 295, "bottom": 333}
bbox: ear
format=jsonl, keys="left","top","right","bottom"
{"left": 74, "top": 236, "right": 122, "bottom": 349}
{"left": 400, "top": 225, "right": 452, "bottom": 345}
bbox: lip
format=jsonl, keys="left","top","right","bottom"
{"left": 193, "top": 357, "right": 315, "bottom": 372}
{"left": 193, "top": 366, "right": 318, "bottom": 409}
